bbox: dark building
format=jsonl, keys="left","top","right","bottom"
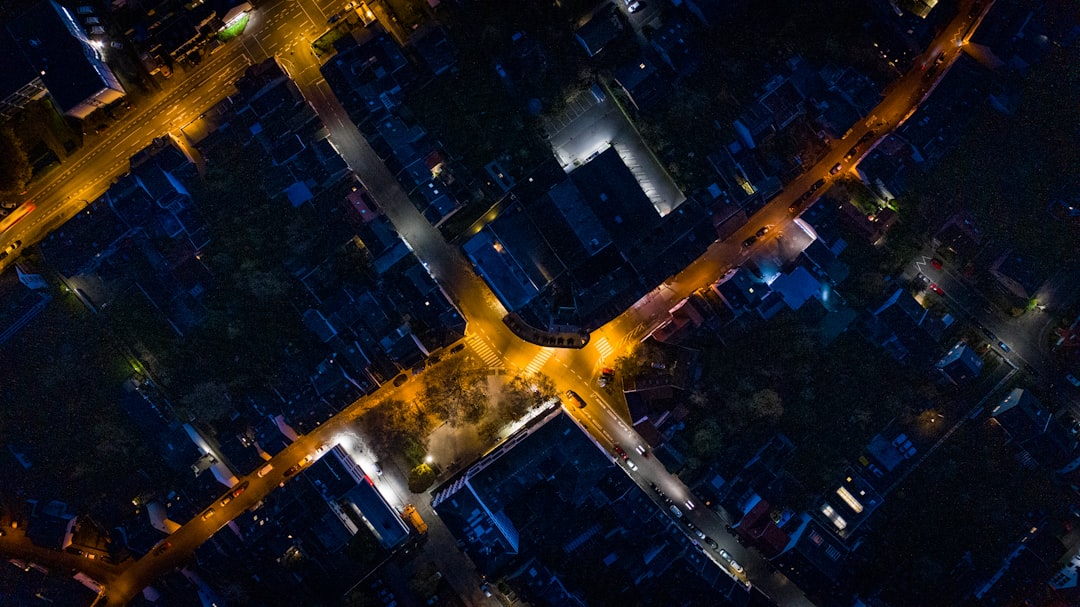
{"left": 1, "top": 0, "right": 125, "bottom": 119}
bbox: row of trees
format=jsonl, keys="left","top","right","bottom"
{"left": 0, "top": 127, "right": 31, "bottom": 207}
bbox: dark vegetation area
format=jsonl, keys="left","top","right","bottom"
{"left": 0, "top": 294, "right": 168, "bottom": 520}
{"left": 853, "top": 418, "right": 1069, "bottom": 606}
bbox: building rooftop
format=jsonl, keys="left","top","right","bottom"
{"left": 5, "top": 0, "right": 125, "bottom": 116}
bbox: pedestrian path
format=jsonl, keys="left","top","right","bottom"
{"left": 523, "top": 348, "right": 554, "bottom": 375}
{"left": 467, "top": 335, "right": 503, "bottom": 368}
{"left": 594, "top": 336, "right": 614, "bottom": 362}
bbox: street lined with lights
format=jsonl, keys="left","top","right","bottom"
{"left": 0, "top": 0, "right": 993, "bottom": 604}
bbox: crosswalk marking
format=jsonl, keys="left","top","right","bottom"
{"left": 594, "top": 336, "right": 614, "bottom": 362}
{"left": 524, "top": 348, "right": 554, "bottom": 375}
{"left": 466, "top": 335, "right": 502, "bottom": 368}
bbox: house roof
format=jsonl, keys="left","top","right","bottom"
{"left": 781, "top": 515, "right": 850, "bottom": 582}
{"left": 614, "top": 58, "right": 669, "bottom": 111}
{"left": 648, "top": 17, "right": 699, "bottom": 75}
{"left": 736, "top": 496, "right": 791, "bottom": 557}
{"left": 992, "top": 388, "right": 1050, "bottom": 444}
{"left": 574, "top": 4, "right": 623, "bottom": 57}
{"left": 568, "top": 147, "right": 659, "bottom": 251}
{"left": 715, "top": 267, "right": 770, "bottom": 310}
{"left": 758, "top": 79, "right": 805, "bottom": 130}
{"left": 865, "top": 434, "right": 905, "bottom": 472}
{"left": 770, "top": 266, "right": 821, "bottom": 311}
{"left": 936, "top": 341, "right": 984, "bottom": 382}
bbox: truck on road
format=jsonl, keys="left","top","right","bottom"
{"left": 402, "top": 504, "right": 427, "bottom": 535}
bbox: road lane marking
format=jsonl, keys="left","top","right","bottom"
{"left": 466, "top": 335, "right": 502, "bottom": 368}
{"left": 523, "top": 348, "right": 553, "bottom": 375}
{"left": 593, "top": 336, "right": 614, "bottom": 362}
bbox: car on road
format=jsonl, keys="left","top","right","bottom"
{"left": 201, "top": 508, "right": 216, "bottom": 521}
{"left": 704, "top": 536, "right": 718, "bottom": 549}
{"left": 755, "top": 225, "right": 771, "bottom": 238}
{"left": 929, "top": 283, "right": 944, "bottom": 295}
{"left": 844, "top": 146, "right": 858, "bottom": 160}
{"left": 719, "top": 549, "right": 732, "bottom": 561}
{"left": 0, "top": 252, "right": 7, "bottom": 261}
{"left": 998, "top": 341, "right": 1011, "bottom": 353}
{"left": 684, "top": 500, "right": 695, "bottom": 511}
{"left": 220, "top": 481, "right": 248, "bottom": 506}
{"left": 152, "top": 541, "right": 171, "bottom": 556}
{"left": 668, "top": 504, "right": 683, "bottom": 518}
{"left": 566, "top": 390, "right": 587, "bottom": 408}
{"left": 449, "top": 343, "right": 465, "bottom": 354}
{"left": 810, "top": 178, "right": 826, "bottom": 192}
{"left": 393, "top": 374, "right": 408, "bottom": 387}
{"left": 613, "top": 444, "right": 628, "bottom": 460}
{"left": 627, "top": 0, "right": 643, "bottom": 12}
{"left": 728, "top": 558, "right": 745, "bottom": 574}
{"left": 1066, "top": 374, "right": 1080, "bottom": 388}
{"left": 694, "top": 529, "right": 706, "bottom": 540}
{"left": 741, "top": 235, "right": 758, "bottom": 248}
{"left": 625, "top": 459, "right": 638, "bottom": 471}
{"left": 635, "top": 444, "right": 648, "bottom": 457}
{"left": 930, "top": 258, "right": 943, "bottom": 269}
{"left": 830, "top": 162, "right": 843, "bottom": 175}
{"left": 7, "top": 240, "right": 21, "bottom": 251}
{"left": 284, "top": 463, "right": 302, "bottom": 477}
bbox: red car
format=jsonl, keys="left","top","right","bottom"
{"left": 929, "top": 283, "right": 944, "bottom": 296}
{"left": 930, "top": 258, "right": 943, "bottom": 269}
{"left": 613, "top": 444, "right": 628, "bottom": 460}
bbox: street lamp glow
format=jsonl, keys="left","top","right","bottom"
{"left": 425, "top": 455, "right": 434, "bottom": 464}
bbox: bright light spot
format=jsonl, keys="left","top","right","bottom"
{"left": 425, "top": 455, "right": 434, "bottom": 464}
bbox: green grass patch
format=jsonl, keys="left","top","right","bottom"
{"left": 313, "top": 24, "right": 349, "bottom": 57}
{"left": 217, "top": 13, "right": 249, "bottom": 42}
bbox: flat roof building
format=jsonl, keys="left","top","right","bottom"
{"left": 2, "top": 0, "right": 125, "bottom": 119}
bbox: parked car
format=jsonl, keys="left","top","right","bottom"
{"left": 613, "top": 444, "right": 628, "bottom": 460}
{"left": 830, "top": 162, "right": 843, "bottom": 175}
{"left": 755, "top": 225, "right": 771, "bottom": 238}
{"left": 705, "top": 536, "right": 718, "bottom": 549}
{"left": 625, "top": 459, "right": 638, "bottom": 471}
{"left": 201, "top": 508, "right": 216, "bottom": 521}
{"left": 998, "top": 341, "right": 1011, "bottom": 353}
{"left": 668, "top": 504, "right": 683, "bottom": 518}
{"left": 929, "top": 283, "right": 944, "bottom": 295}
{"left": 844, "top": 146, "right": 858, "bottom": 160}
{"left": 930, "top": 258, "right": 943, "bottom": 269}
{"left": 810, "top": 178, "right": 826, "bottom": 192}
{"left": 627, "top": 0, "right": 643, "bottom": 11}
{"left": 741, "top": 235, "right": 758, "bottom": 248}
{"left": 1066, "top": 374, "right": 1080, "bottom": 388}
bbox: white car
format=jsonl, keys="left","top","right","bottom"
{"left": 625, "top": 459, "right": 638, "bottom": 471}
{"left": 627, "top": 1, "right": 643, "bottom": 12}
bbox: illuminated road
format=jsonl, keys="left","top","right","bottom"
{"left": 0, "top": 0, "right": 991, "bottom": 604}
